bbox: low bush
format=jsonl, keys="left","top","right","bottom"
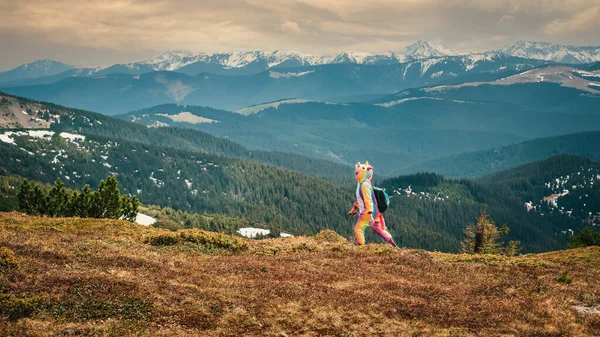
{"left": 145, "top": 230, "right": 248, "bottom": 252}
{"left": 145, "top": 234, "right": 179, "bottom": 246}
{"left": 0, "top": 247, "right": 19, "bottom": 273}
{"left": 313, "top": 230, "right": 348, "bottom": 244}
{"left": 0, "top": 294, "right": 48, "bottom": 321}
{"left": 557, "top": 271, "right": 573, "bottom": 284}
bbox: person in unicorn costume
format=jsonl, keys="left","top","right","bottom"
{"left": 348, "top": 161, "right": 397, "bottom": 247}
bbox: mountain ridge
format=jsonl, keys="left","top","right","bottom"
{"left": 4, "top": 39, "right": 600, "bottom": 85}
{"left": 398, "top": 131, "right": 600, "bottom": 178}
{"left": 0, "top": 55, "right": 552, "bottom": 113}
{"left": 497, "top": 40, "right": 600, "bottom": 64}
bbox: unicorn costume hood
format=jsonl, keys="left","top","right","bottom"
{"left": 354, "top": 161, "right": 373, "bottom": 184}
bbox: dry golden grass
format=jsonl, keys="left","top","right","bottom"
{"left": 0, "top": 212, "right": 599, "bottom": 336}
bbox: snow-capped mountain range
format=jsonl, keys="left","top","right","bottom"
{"left": 114, "top": 41, "right": 469, "bottom": 71}
{"left": 497, "top": 41, "right": 600, "bottom": 64}
{"left": 1, "top": 40, "right": 600, "bottom": 85}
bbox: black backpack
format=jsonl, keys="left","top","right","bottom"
{"left": 373, "top": 187, "right": 390, "bottom": 213}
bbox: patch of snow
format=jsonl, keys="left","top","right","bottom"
{"left": 0, "top": 134, "right": 15, "bottom": 144}
{"left": 148, "top": 121, "right": 169, "bottom": 128}
{"left": 237, "top": 227, "right": 270, "bottom": 238}
{"left": 156, "top": 111, "right": 218, "bottom": 124}
{"left": 269, "top": 70, "right": 315, "bottom": 79}
{"left": 20, "top": 147, "right": 34, "bottom": 155}
{"left": 27, "top": 130, "right": 55, "bottom": 139}
{"left": 430, "top": 71, "right": 444, "bottom": 78}
{"left": 59, "top": 132, "right": 85, "bottom": 142}
{"left": 575, "top": 70, "right": 600, "bottom": 78}
{"left": 573, "top": 305, "right": 600, "bottom": 315}
{"left": 376, "top": 97, "right": 444, "bottom": 107}
{"left": 135, "top": 213, "right": 157, "bottom": 226}
{"left": 236, "top": 99, "right": 315, "bottom": 115}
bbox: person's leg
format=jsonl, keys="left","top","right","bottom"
{"left": 354, "top": 213, "right": 370, "bottom": 245}
{"left": 371, "top": 214, "right": 397, "bottom": 247}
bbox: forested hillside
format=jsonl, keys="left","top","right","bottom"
{"left": 381, "top": 155, "right": 600, "bottom": 252}
{"left": 0, "top": 93, "right": 351, "bottom": 183}
{"left": 2, "top": 121, "right": 598, "bottom": 252}
{"left": 1, "top": 93, "right": 599, "bottom": 253}
{"left": 400, "top": 131, "right": 600, "bottom": 178}
{"left": 121, "top": 78, "right": 600, "bottom": 174}
{"left": 122, "top": 101, "right": 528, "bottom": 174}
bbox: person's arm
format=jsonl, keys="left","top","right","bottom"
{"left": 348, "top": 202, "right": 359, "bottom": 216}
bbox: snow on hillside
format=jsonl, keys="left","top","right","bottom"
{"left": 59, "top": 132, "right": 86, "bottom": 142}
{"left": 0, "top": 130, "right": 55, "bottom": 144}
{"left": 135, "top": 213, "right": 157, "bottom": 226}
{"left": 269, "top": 70, "right": 314, "bottom": 79}
{"left": 421, "top": 66, "right": 600, "bottom": 94}
{"left": 155, "top": 111, "right": 218, "bottom": 124}
{"left": 524, "top": 167, "right": 600, "bottom": 225}
{"left": 235, "top": 99, "right": 314, "bottom": 115}
{"left": 6, "top": 40, "right": 600, "bottom": 86}
{"left": 403, "top": 41, "right": 469, "bottom": 60}
{"left": 237, "top": 227, "right": 294, "bottom": 238}
{"left": 142, "top": 50, "right": 199, "bottom": 71}
{"left": 498, "top": 41, "right": 600, "bottom": 64}
{"left": 38, "top": 41, "right": 467, "bottom": 77}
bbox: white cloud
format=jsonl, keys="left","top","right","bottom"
{"left": 544, "top": 6, "right": 600, "bottom": 36}
{"left": 281, "top": 21, "right": 303, "bottom": 34}
{"left": 498, "top": 14, "right": 516, "bottom": 24}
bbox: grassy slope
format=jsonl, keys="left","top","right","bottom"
{"left": 1, "top": 213, "right": 599, "bottom": 336}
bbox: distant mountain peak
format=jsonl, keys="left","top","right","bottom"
{"left": 0, "top": 60, "right": 74, "bottom": 83}
{"left": 497, "top": 40, "right": 600, "bottom": 64}
{"left": 403, "top": 41, "right": 469, "bottom": 60}
{"left": 148, "top": 50, "right": 195, "bottom": 61}
{"left": 142, "top": 50, "right": 198, "bottom": 70}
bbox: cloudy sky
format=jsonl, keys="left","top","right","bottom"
{"left": 1, "top": 0, "right": 599, "bottom": 70}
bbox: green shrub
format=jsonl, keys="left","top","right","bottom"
{"left": 179, "top": 231, "right": 248, "bottom": 252}
{"left": 568, "top": 227, "right": 600, "bottom": 248}
{"left": 145, "top": 230, "right": 248, "bottom": 252}
{"left": 0, "top": 247, "right": 19, "bottom": 273}
{"left": 313, "top": 230, "right": 348, "bottom": 244}
{"left": 0, "top": 294, "right": 47, "bottom": 321}
{"left": 145, "top": 234, "right": 179, "bottom": 246}
{"left": 557, "top": 271, "right": 573, "bottom": 284}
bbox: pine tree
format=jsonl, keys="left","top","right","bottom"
{"left": 460, "top": 222, "right": 476, "bottom": 254}
{"left": 567, "top": 227, "right": 600, "bottom": 248}
{"left": 17, "top": 179, "right": 35, "bottom": 215}
{"left": 67, "top": 191, "right": 81, "bottom": 217}
{"left": 460, "top": 206, "right": 519, "bottom": 255}
{"left": 32, "top": 185, "right": 47, "bottom": 216}
{"left": 46, "top": 178, "right": 70, "bottom": 217}
{"left": 121, "top": 195, "right": 139, "bottom": 221}
{"left": 79, "top": 185, "right": 94, "bottom": 218}
{"left": 93, "top": 176, "right": 122, "bottom": 218}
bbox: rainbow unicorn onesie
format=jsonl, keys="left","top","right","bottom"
{"left": 348, "top": 161, "right": 397, "bottom": 246}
